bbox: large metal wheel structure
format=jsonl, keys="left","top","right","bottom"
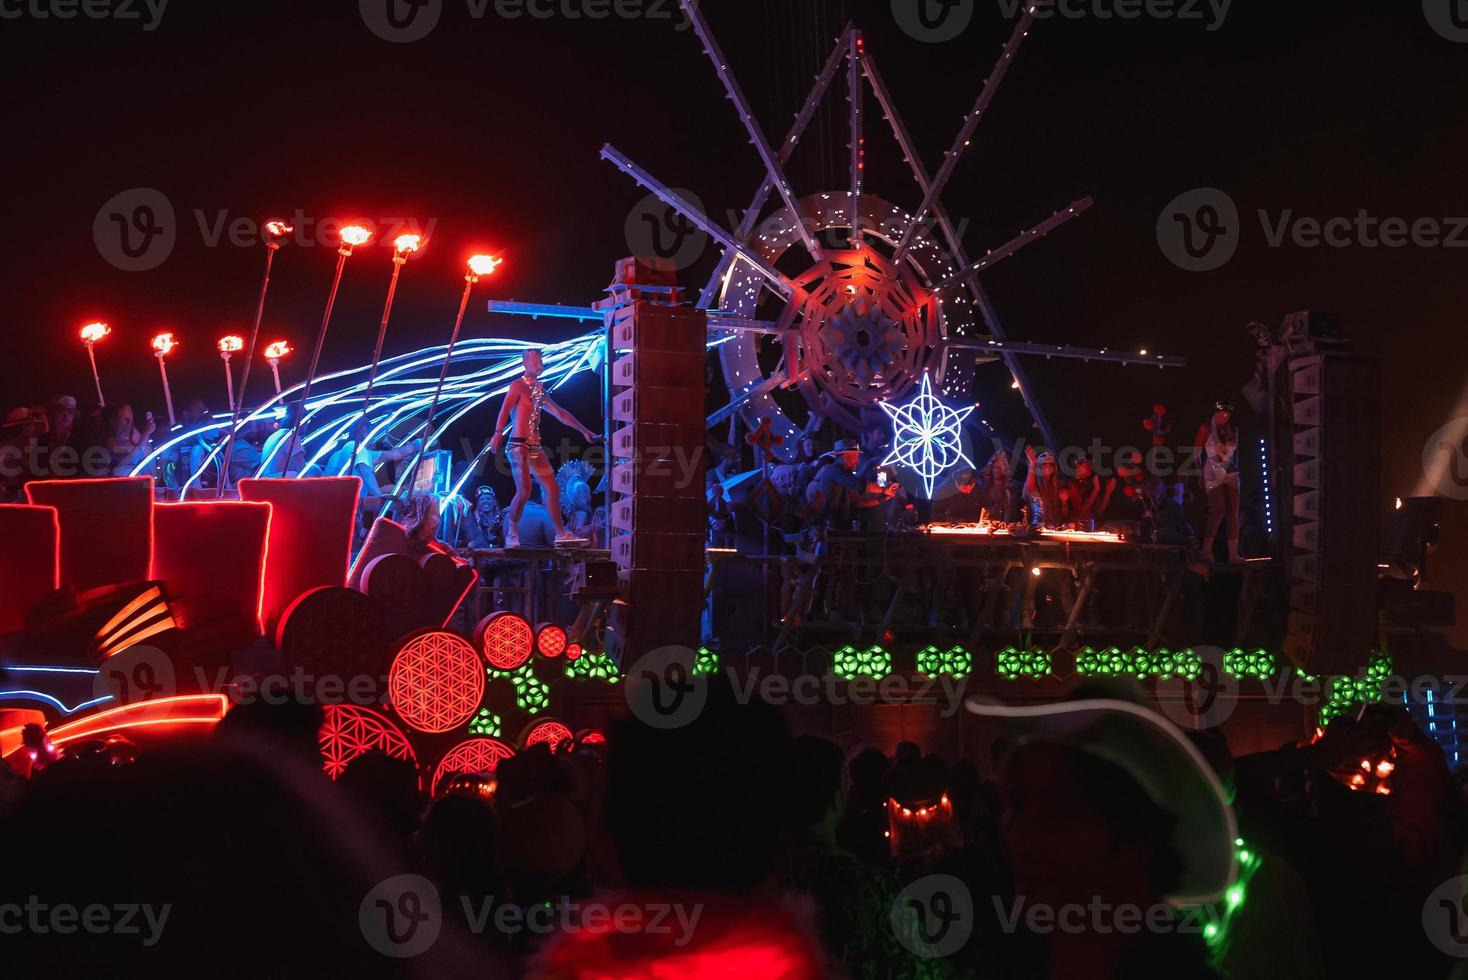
{"left": 716, "top": 193, "right": 974, "bottom": 437}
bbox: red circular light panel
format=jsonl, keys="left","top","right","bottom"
{"left": 522, "top": 718, "right": 574, "bottom": 753}
{"left": 433, "top": 738, "right": 515, "bottom": 795}
{"left": 319, "top": 704, "right": 418, "bottom": 780}
{"left": 535, "top": 623, "right": 568, "bottom": 659}
{"left": 388, "top": 630, "right": 486, "bottom": 734}
{"left": 565, "top": 643, "right": 583, "bottom": 661}
{"left": 477, "top": 612, "right": 533, "bottom": 670}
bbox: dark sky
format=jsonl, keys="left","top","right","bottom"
{"left": 4, "top": 0, "right": 1467, "bottom": 633}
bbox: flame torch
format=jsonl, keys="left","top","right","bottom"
{"left": 403, "top": 254, "right": 503, "bottom": 495}
{"left": 218, "top": 334, "right": 244, "bottom": 415}
{"left": 80, "top": 321, "right": 110, "bottom": 408}
{"left": 263, "top": 340, "right": 291, "bottom": 395}
{"left": 218, "top": 218, "right": 293, "bottom": 496}
{"left": 281, "top": 222, "right": 375, "bottom": 472}
{"left": 151, "top": 332, "right": 179, "bottom": 428}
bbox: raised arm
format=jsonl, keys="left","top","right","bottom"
{"left": 542, "top": 392, "right": 600, "bottom": 441}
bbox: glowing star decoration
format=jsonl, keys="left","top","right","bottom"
{"left": 878, "top": 372, "right": 974, "bottom": 499}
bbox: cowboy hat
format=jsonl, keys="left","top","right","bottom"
{"left": 964, "top": 695, "right": 1237, "bottom": 905}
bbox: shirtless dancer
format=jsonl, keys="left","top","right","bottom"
{"left": 489, "top": 350, "right": 602, "bottom": 548}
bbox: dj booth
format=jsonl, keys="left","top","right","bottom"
{"left": 709, "top": 522, "right": 1202, "bottom": 653}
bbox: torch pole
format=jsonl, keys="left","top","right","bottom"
{"left": 280, "top": 244, "right": 353, "bottom": 475}
{"left": 404, "top": 272, "right": 477, "bottom": 498}
{"left": 156, "top": 355, "right": 177, "bottom": 428}
{"left": 218, "top": 241, "right": 281, "bottom": 497}
{"left": 269, "top": 360, "right": 283, "bottom": 395}
{"left": 221, "top": 356, "right": 236, "bottom": 418}
{"left": 86, "top": 343, "right": 105, "bottom": 408}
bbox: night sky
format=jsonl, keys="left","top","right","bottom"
{"left": 3, "top": 0, "right": 1466, "bottom": 637}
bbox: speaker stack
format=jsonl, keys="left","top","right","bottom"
{"left": 1284, "top": 350, "right": 1381, "bottom": 675}
{"left": 600, "top": 258, "right": 708, "bottom": 662}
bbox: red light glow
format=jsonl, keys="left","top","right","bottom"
{"left": 393, "top": 233, "right": 423, "bottom": 255}
{"left": 80, "top": 322, "right": 110, "bottom": 344}
{"left": 263, "top": 340, "right": 291, "bottom": 361}
{"left": 150, "top": 332, "right": 178, "bottom": 356}
{"left": 264, "top": 219, "right": 294, "bottom": 240}
{"left": 433, "top": 738, "right": 516, "bottom": 795}
{"left": 217, "top": 335, "right": 245, "bottom": 355}
{"left": 388, "top": 631, "right": 486, "bottom": 735}
{"left": 536, "top": 623, "right": 568, "bottom": 659}
{"left": 467, "top": 254, "right": 503, "bottom": 277}
{"left": 47, "top": 694, "right": 230, "bottom": 748}
{"left": 319, "top": 704, "right": 418, "bottom": 781}
{"left": 340, "top": 224, "right": 374, "bottom": 247}
{"left": 522, "top": 719, "right": 574, "bottom": 753}
{"left": 477, "top": 611, "right": 533, "bottom": 670}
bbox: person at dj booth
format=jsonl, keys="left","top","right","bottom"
{"left": 809, "top": 438, "right": 897, "bottom": 527}
{"left": 929, "top": 467, "right": 984, "bottom": 524}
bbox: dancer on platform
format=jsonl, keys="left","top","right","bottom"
{"left": 488, "top": 350, "right": 601, "bottom": 548}
{"left": 1196, "top": 400, "right": 1243, "bottom": 563}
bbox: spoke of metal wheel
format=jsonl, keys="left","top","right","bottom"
{"left": 862, "top": 49, "right": 1059, "bottom": 448}
{"left": 848, "top": 29, "right": 865, "bottom": 248}
{"left": 931, "top": 199, "right": 1093, "bottom": 293}
{"left": 892, "top": 4, "right": 1040, "bottom": 267}
{"left": 699, "top": 25, "right": 852, "bottom": 310}
{"left": 679, "top": 0, "right": 824, "bottom": 261}
{"left": 600, "top": 143, "right": 796, "bottom": 298}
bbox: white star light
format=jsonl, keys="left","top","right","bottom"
{"left": 879, "top": 373, "right": 975, "bottom": 499}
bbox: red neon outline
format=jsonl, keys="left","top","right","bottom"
{"left": 241, "top": 476, "right": 362, "bottom": 630}
{"left": 25, "top": 476, "right": 156, "bottom": 587}
{"left": 47, "top": 694, "right": 229, "bottom": 747}
{"left": 95, "top": 587, "right": 165, "bottom": 645}
{"left": 155, "top": 500, "right": 274, "bottom": 635}
{"left": 98, "top": 612, "right": 177, "bottom": 659}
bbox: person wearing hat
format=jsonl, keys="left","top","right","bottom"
{"left": 1195, "top": 401, "right": 1243, "bottom": 563}
{"left": 968, "top": 694, "right": 1237, "bottom": 978}
{"left": 44, "top": 395, "right": 79, "bottom": 454}
{"left": 810, "top": 437, "right": 896, "bottom": 525}
{"left": 1, "top": 406, "right": 42, "bottom": 500}
{"left": 464, "top": 485, "right": 503, "bottom": 551}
